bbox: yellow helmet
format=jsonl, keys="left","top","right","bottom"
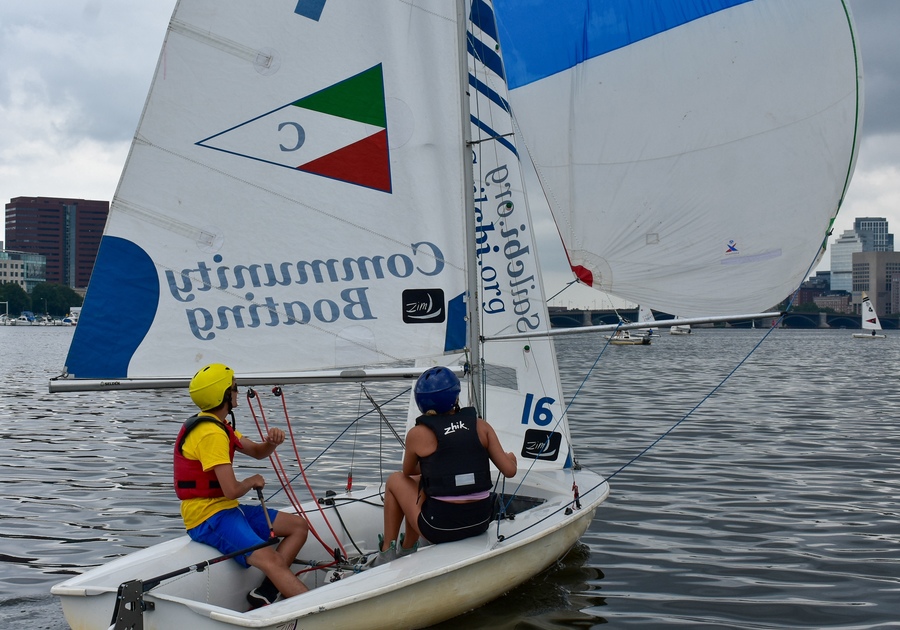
{"left": 189, "top": 363, "right": 234, "bottom": 411}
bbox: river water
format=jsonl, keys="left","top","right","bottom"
{"left": 1, "top": 326, "right": 898, "bottom": 629}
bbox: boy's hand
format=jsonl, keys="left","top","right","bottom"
{"left": 265, "top": 428, "right": 285, "bottom": 445}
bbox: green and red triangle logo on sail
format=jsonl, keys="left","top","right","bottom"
{"left": 196, "top": 64, "right": 392, "bottom": 193}
{"left": 292, "top": 64, "right": 391, "bottom": 192}
{"left": 294, "top": 64, "right": 391, "bottom": 192}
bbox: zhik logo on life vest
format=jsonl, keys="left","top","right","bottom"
{"left": 196, "top": 64, "right": 392, "bottom": 193}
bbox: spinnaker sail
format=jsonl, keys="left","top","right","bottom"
{"left": 495, "top": 0, "right": 863, "bottom": 317}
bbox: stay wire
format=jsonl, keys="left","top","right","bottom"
{"left": 546, "top": 279, "right": 581, "bottom": 304}
{"left": 499, "top": 247, "right": 826, "bottom": 542}
{"left": 598, "top": 243, "right": 818, "bottom": 485}
{"left": 497, "top": 243, "right": 819, "bottom": 543}
{"left": 361, "top": 385, "right": 406, "bottom": 449}
{"left": 484, "top": 321, "right": 623, "bottom": 549}
{"left": 273, "top": 388, "right": 410, "bottom": 489}
{"left": 501, "top": 321, "right": 621, "bottom": 502}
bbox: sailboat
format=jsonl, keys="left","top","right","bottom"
{"left": 50, "top": 1, "right": 861, "bottom": 629}
{"left": 852, "top": 294, "right": 886, "bottom": 338}
{"left": 636, "top": 305, "right": 659, "bottom": 338}
{"left": 606, "top": 328, "right": 652, "bottom": 345}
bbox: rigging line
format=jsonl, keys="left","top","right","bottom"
{"left": 356, "top": 383, "right": 399, "bottom": 501}
{"left": 348, "top": 387, "right": 365, "bottom": 492}
{"left": 274, "top": 387, "right": 348, "bottom": 560}
{"left": 245, "top": 388, "right": 337, "bottom": 556}
{"left": 592, "top": 244, "right": 822, "bottom": 487}
{"left": 545, "top": 279, "right": 581, "bottom": 304}
{"left": 361, "top": 386, "right": 406, "bottom": 448}
{"left": 499, "top": 321, "right": 622, "bottom": 516}
{"left": 276, "top": 388, "right": 410, "bottom": 490}
{"left": 245, "top": 392, "right": 310, "bottom": 528}
{"left": 321, "top": 492, "right": 366, "bottom": 558}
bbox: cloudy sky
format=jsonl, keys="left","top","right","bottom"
{"left": 1, "top": 1, "right": 897, "bottom": 308}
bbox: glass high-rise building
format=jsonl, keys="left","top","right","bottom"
{"left": 830, "top": 229, "right": 862, "bottom": 292}
{"left": 853, "top": 217, "right": 893, "bottom": 252}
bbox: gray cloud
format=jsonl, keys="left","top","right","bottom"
{"left": 850, "top": 0, "right": 900, "bottom": 138}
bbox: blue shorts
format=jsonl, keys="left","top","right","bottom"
{"left": 187, "top": 505, "right": 278, "bottom": 568}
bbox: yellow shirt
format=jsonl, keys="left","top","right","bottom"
{"left": 179, "top": 414, "right": 243, "bottom": 530}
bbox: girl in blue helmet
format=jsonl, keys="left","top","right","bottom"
{"left": 370, "top": 366, "right": 517, "bottom": 564}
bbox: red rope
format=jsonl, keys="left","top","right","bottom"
{"left": 245, "top": 389, "right": 340, "bottom": 557}
{"left": 273, "top": 387, "right": 348, "bottom": 560}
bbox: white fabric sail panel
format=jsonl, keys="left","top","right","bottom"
{"left": 467, "top": 0, "right": 573, "bottom": 471}
{"left": 495, "top": 0, "right": 863, "bottom": 317}
{"left": 861, "top": 297, "right": 881, "bottom": 331}
{"left": 64, "top": 1, "right": 470, "bottom": 380}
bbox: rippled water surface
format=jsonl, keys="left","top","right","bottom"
{"left": 1, "top": 327, "right": 898, "bottom": 629}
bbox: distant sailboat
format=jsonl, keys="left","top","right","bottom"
{"left": 670, "top": 322, "right": 693, "bottom": 335}
{"left": 636, "top": 305, "right": 659, "bottom": 338}
{"left": 852, "top": 294, "right": 886, "bottom": 339}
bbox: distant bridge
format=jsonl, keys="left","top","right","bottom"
{"left": 548, "top": 308, "right": 895, "bottom": 330}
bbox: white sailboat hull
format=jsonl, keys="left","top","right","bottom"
{"left": 606, "top": 334, "right": 651, "bottom": 346}
{"left": 53, "top": 470, "right": 608, "bottom": 630}
{"left": 852, "top": 332, "right": 886, "bottom": 339}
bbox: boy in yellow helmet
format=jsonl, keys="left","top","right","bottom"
{"left": 174, "top": 363, "right": 309, "bottom": 608}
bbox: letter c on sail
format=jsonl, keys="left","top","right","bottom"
{"left": 278, "top": 121, "right": 305, "bottom": 151}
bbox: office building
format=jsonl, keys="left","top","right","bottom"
{"left": 830, "top": 229, "right": 862, "bottom": 292}
{"left": 0, "top": 249, "right": 46, "bottom": 293}
{"left": 853, "top": 216, "right": 893, "bottom": 252}
{"left": 851, "top": 250, "right": 900, "bottom": 316}
{"left": 4, "top": 197, "right": 109, "bottom": 290}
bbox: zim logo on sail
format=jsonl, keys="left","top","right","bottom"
{"left": 522, "top": 429, "right": 562, "bottom": 461}
{"left": 402, "top": 289, "right": 445, "bottom": 324}
{"left": 196, "top": 64, "right": 391, "bottom": 192}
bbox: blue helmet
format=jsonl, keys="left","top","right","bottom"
{"left": 414, "top": 367, "right": 461, "bottom": 414}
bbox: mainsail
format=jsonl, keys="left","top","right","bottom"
{"left": 60, "top": 3, "right": 471, "bottom": 384}
{"left": 494, "top": 0, "right": 863, "bottom": 317}
{"left": 860, "top": 294, "right": 882, "bottom": 332}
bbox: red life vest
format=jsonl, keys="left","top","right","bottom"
{"left": 173, "top": 414, "right": 243, "bottom": 500}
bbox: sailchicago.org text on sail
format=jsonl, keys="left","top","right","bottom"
{"left": 164, "top": 242, "right": 446, "bottom": 340}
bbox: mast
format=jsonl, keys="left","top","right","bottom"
{"left": 458, "top": 0, "right": 483, "bottom": 415}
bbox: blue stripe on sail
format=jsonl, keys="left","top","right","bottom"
{"left": 470, "top": 0, "right": 499, "bottom": 44}
{"left": 444, "top": 292, "right": 467, "bottom": 352}
{"left": 466, "top": 36, "right": 505, "bottom": 81}
{"left": 469, "top": 73, "right": 510, "bottom": 113}
{"left": 471, "top": 115, "right": 518, "bottom": 158}
{"left": 294, "top": 0, "right": 326, "bottom": 21}
{"left": 64, "top": 236, "right": 160, "bottom": 379}
{"left": 494, "top": 0, "right": 754, "bottom": 89}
